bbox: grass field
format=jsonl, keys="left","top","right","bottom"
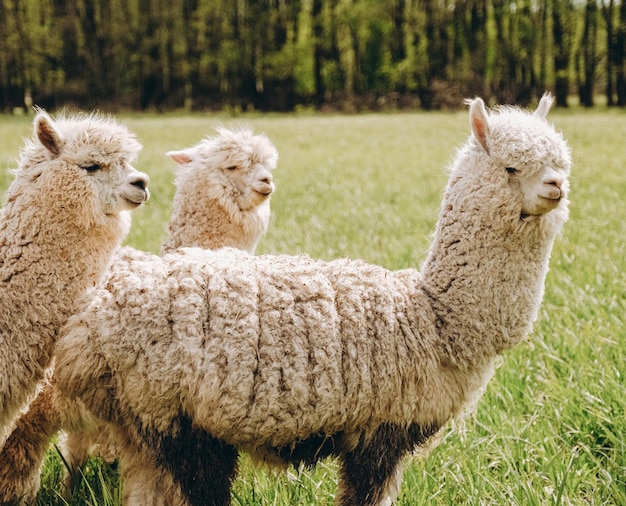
{"left": 0, "top": 106, "right": 624, "bottom": 505}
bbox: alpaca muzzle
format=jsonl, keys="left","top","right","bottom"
{"left": 124, "top": 171, "right": 150, "bottom": 207}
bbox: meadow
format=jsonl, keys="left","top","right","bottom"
{"left": 0, "top": 106, "right": 624, "bottom": 505}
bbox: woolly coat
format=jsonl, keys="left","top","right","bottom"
{"left": 0, "top": 125, "right": 276, "bottom": 505}
{"left": 59, "top": 249, "right": 438, "bottom": 445}
{"left": 0, "top": 111, "right": 146, "bottom": 433}
{"left": 54, "top": 96, "right": 571, "bottom": 505}
{"left": 161, "top": 127, "right": 277, "bottom": 255}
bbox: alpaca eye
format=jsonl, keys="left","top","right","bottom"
{"left": 226, "top": 165, "right": 238, "bottom": 171}
{"left": 505, "top": 167, "right": 517, "bottom": 174}
{"left": 81, "top": 164, "right": 101, "bottom": 173}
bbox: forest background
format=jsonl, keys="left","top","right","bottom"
{"left": 1, "top": 0, "right": 626, "bottom": 113}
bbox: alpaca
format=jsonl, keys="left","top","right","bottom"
{"left": 0, "top": 126, "right": 277, "bottom": 504}
{"left": 0, "top": 109, "right": 149, "bottom": 436}
{"left": 162, "top": 126, "right": 276, "bottom": 255}
{"left": 53, "top": 94, "right": 570, "bottom": 506}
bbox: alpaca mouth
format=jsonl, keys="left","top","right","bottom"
{"left": 124, "top": 198, "right": 143, "bottom": 208}
{"left": 540, "top": 195, "right": 562, "bottom": 208}
{"left": 124, "top": 189, "right": 150, "bottom": 208}
{"left": 540, "top": 187, "right": 562, "bottom": 201}
{"left": 254, "top": 184, "right": 274, "bottom": 197}
{"left": 540, "top": 196, "right": 561, "bottom": 207}
{"left": 521, "top": 196, "right": 562, "bottom": 220}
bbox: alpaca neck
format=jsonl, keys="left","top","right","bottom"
{"left": 162, "top": 192, "right": 268, "bottom": 255}
{"left": 0, "top": 196, "right": 124, "bottom": 428}
{"left": 0, "top": 207, "right": 122, "bottom": 320}
{"left": 420, "top": 179, "right": 562, "bottom": 371}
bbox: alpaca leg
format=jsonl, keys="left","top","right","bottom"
{"left": 0, "top": 381, "right": 68, "bottom": 504}
{"left": 0, "top": 421, "right": 44, "bottom": 505}
{"left": 336, "top": 427, "right": 405, "bottom": 506}
{"left": 121, "top": 445, "right": 188, "bottom": 506}
{"left": 146, "top": 414, "right": 238, "bottom": 506}
{"left": 336, "top": 423, "right": 439, "bottom": 506}
{"left": 59, "top": 430, "right": 97, "bottom": 499}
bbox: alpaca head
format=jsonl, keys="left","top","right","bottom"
{"left": 15, "top": 109, "right": 150, "bottom": 229}
{"left": 461, "top": 93, "right": 570, "bottom": 232}
{"left": 167, "top": 126, "right": 277, "bottom": 212}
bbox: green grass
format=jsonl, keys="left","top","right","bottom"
{"left": 0, "top": 108, "right": 624, "bottom": 505}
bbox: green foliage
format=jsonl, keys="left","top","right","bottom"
{"left": 2, "top": 1, "right": 625, "bottom": 111}
{"left": 0, "top": 109, "right": 624, "bottom": 504}
{"left": 36, "top": 445, "right": 121, "bottom": 506}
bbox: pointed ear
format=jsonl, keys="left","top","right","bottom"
{"left": 166, "top": 150, "right": 193, "bottom": 166}
{"left": 35, "top": 109, "right": 63, "bottom": 157}
{"left": 468, "top": 97, "right": 490, "bottom": 154}
{"left": 534, "top": 92, "right": 554, "bottom": 120}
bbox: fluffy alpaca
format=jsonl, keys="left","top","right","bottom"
{"left": 0, "top": 126, "right": 277, "bottom": 504}
{"left": 0, "top": 109, "right": 149, "bottom": 436}
{"left": 162, "top": 126, "right": 276, "bottom": 255}
{"left": 54, "top": 94, "right": 570, "bottom": 506}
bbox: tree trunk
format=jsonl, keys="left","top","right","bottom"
{"left": 617, "top": 0, "right": 626, "bottom": 105}
{"left": 552, "top": 0, "right": 573, "bottom": 107}
{"left": 601, "top": 0, "right": 615, "bottom": 106}
{"left": 578, "top": 0, "right": 597, "bottom": 107}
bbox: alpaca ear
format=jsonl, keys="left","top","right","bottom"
{"left": 35, "top": 109, "right": 64, "bottom": 157}
{"left": 534, "top": 92, "right": 554, "bottom": 120}
{"left": 468, "top": 97, "right": 490, "bottom": 154}
{"left": 167, "top": 150, "right": 193, "bottom": 166}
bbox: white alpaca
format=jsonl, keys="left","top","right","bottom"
{"left": 0, "top": 109, "right": 149, "bottom": 436}
{"left": 162, "top": 126, "right": 276, "bottom": 255}
{"left": 54, "top": 94, "right": 570, "bottom": 506}
{"left": 0, "top": 127, "right": 277, "bottom": 504}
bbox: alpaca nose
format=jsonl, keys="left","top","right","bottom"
{"left": 544, "top": 173, "right": 563, "bottom": 188}
{"left": 130, "top": 172, "right": 150, "bottom": 191}
{"left": 259, "top": 172, "right": 273, "bottom": 185}
{"left": 541, "top": 170, "right": 564, "bottom": 201}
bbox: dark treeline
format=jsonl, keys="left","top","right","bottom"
{"left": 1, "top": 0, "right": 626, "bottom": 112}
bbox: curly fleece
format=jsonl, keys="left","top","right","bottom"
{"left": 0, "top": 110, "right": 146, "bottom": 434}
{"left": 0, "top": 126, "right": 276, "bottom": 505}
{"left": 55, "top": 94, "right": 571, "bottom": 506}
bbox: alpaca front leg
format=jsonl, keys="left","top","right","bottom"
{"left": 121, "top": 448, "right": 188, "bottom": 506}
{"left": 335, "top": 423, "right": 440, "bottom": 506}
{"left": 151, "top": 414, "right": 238, "bottom": 506}
{"left": 337, "top": 459, "right": 403, "bottom": 506}
{"left": 59, "top": 430, "right": 95, "bottom": 499}
{"left": 0, "top": 414, "right": 49, "bottom": 505}
{"left": 336, "top": 430, "right": 405, "bottom": 506}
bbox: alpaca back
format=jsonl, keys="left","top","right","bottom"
{"left": 57, "top": 248, "right": 444, "bottom": 448}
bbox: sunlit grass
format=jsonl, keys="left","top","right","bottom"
{"left": 0, "top": 107, "right": 624, "bottom": 504}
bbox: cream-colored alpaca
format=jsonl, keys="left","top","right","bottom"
{"left": 0, "top": 126, "right": 277, "bottom": 504}
{"left": 162, "top": 126, "right": 276, "bottom": 255}
{"left": 0, "top": 110, "right": 149, "bottom": 436}
{"left": 54, "top": 94, "right": 570, "bottom": 506}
